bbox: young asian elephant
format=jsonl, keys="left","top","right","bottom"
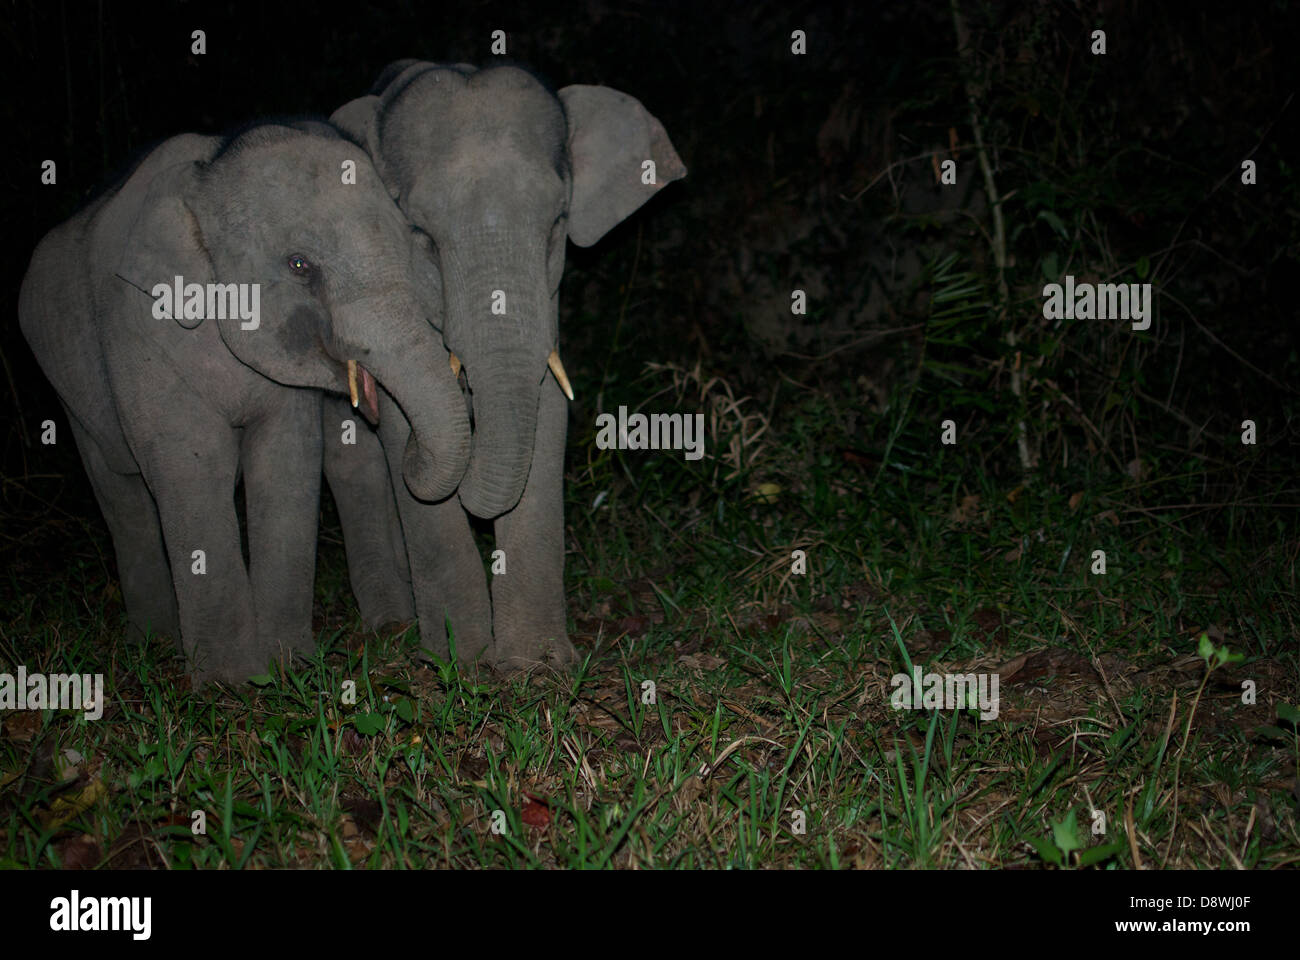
{"left": 332, "top": 61, "right": 686, "bottom": 671}
{"left": 18, "top": 124, "right": 469, "bottom": 684}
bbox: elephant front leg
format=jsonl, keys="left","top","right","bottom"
{"left": 109, "top": 338, "right": 262, "bottom": 684}
{"left": 491, "top": 380, "right": 577, "bottom": 670}
{"left": 377, "top": 391, "right": 492, "bottom": 664}
{"left": 321, "top": 395, "right": 415, "bottom": 629}
{"left": 241, "top": 388, "right": 323, "bottom": 664}
{"left": 138, "top": 428, "right": 259, "bottom": 684}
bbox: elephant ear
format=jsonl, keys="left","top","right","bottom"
{"left": 332, "top": 95, "right": 404, "bottom": 203}
{"left": 115, "top": 152, "right": 215, "bottom": 329}
{"left": 560, "top": 85, "right": 687, "bottom": 248}
{"left": 332, "top": 96, "right": 382, "bottom": 156}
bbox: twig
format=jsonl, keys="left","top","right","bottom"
{"left": 951, "top": 0, "right": 1030, "bottom": 473}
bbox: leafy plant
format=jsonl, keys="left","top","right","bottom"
{"left": 1031, "top": 809, "right": 1125, "bottom": 868}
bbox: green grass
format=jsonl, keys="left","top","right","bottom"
{"left": 2, "top": 370, "right": 1297, "bottom": 869}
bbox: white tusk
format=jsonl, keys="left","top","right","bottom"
{"left": 548, "top": 350, "right": 574, "bottom": 401}
{"left": 449, "top": 351, "right": 461, "bottom": 379}
{"left": 347, "top": 359, "right": 359, "bottom": 408}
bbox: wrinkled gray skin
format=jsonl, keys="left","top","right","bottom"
{"left": 321, "top": 389, "right": 417, "bottom": 629}
{"left": 19, "top": 125, "right": 469, "bottom": 684}
{"left": 333, "top": 62, "right": 686, "bottom": 669}
{"left": 290, "top": 119, "right": 418, "bottom": 631}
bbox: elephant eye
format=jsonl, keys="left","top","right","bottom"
{"left": 287, "top": 254, "right": 313, "bottom": 274}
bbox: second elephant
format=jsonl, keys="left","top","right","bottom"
{"left": 332, "top": 61, "right": 686, "bottom": 670}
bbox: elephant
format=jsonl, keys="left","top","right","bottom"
{"left": 18, "top": 123, "right": 470, "bottom": 684}
{"left": 332, "top": 61, "right": 686, "bottom": 670}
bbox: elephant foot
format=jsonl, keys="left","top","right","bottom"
{"left": 126, "top": 616, "right": 182, "bottom": 654}
{"left": 190, "top": 664, "right": 250, "bottom": 688}
{"left": 185, "top": 633, "right": 308, "bottom": 687}
{"left": 450, "top": 634, "right": 493, "bottom": 666}
{"left": 418, "top": 621, "right": 493, "bottom": 667}
{"left": 279, "top": 632, "right": 318, "bottom": 662}
{"left": 353, "top": 583, "right": 416, "bottom": 632}
{"left": 189, "top": 651, "right": 269, "bottom": 687}
{"left": 491, "top": 633, "right": 580, "bottom": 674}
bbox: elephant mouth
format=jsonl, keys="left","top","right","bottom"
{"left": 346, "top": 359, "right": 380, "bottom": 425}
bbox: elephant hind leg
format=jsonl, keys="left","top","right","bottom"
{"left": 65, "top": 412, "right": 180, "bottom": 646}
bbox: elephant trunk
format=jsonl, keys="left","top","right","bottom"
{"left": 457, "top": 344, "right": 542, "bottom": 518}
{"left": 439, "top": 237, "right": 556, "bottom": 519}
{"left": 338, "top": 302, "right": 470, "bottom": 502}
{"left": 377, "top": 349, "right": 471, "bottom": 503}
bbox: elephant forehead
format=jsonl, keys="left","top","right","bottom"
{"left": 408, "top": 166, "right": 566, "bottom": 233}
{"left": 392, "top": 63, "right": 543, "bottom": 104}
{"left": 388, "top": 79, "right": 564, "bottom": 155}
{"left": 217, "top": 138, "right": 374, "bottom": 198}
{"left": 469, "top": 65, "right": 544, "bottom": 91}
{"left": 388, "top": 130, "right": 568, "bottom": 217}
{"left": 326, "top": 189, "right": 408, "bottom": 236}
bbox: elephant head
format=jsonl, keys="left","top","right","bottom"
{"left": 333, "top": 64, "right": 686, "bottom": 518}
{"left": 115, "top": 125, "right": 470, "bottom": 501}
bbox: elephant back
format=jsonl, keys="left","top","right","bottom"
{"left": 19, "top": 134, "right": 223, "bottom": 474}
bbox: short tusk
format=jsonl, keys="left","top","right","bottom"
{"left": 347, "top": 359, "right": 359, "bottom": 408}
{"left": 548, "top": 350, "right": 574, "bottom": 401}
{"left": 449, "top": 351, "right": 461, "bottom": 379}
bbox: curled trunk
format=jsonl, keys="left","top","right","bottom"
{"left": 336, "top": 302, "right": 470, "bottom": 502}
{"left": 457, "top": 351, "right": 541, "bottom": 517}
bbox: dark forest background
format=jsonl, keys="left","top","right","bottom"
{"left": 2, "top": 0, "right": 1297, "bottom": 622}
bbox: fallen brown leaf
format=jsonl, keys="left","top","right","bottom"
{"left": 521, "top": 795, "right": 551, "bottom": 829}
{"left": 56, "top": 834, "right": 102, "bottom": 869}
